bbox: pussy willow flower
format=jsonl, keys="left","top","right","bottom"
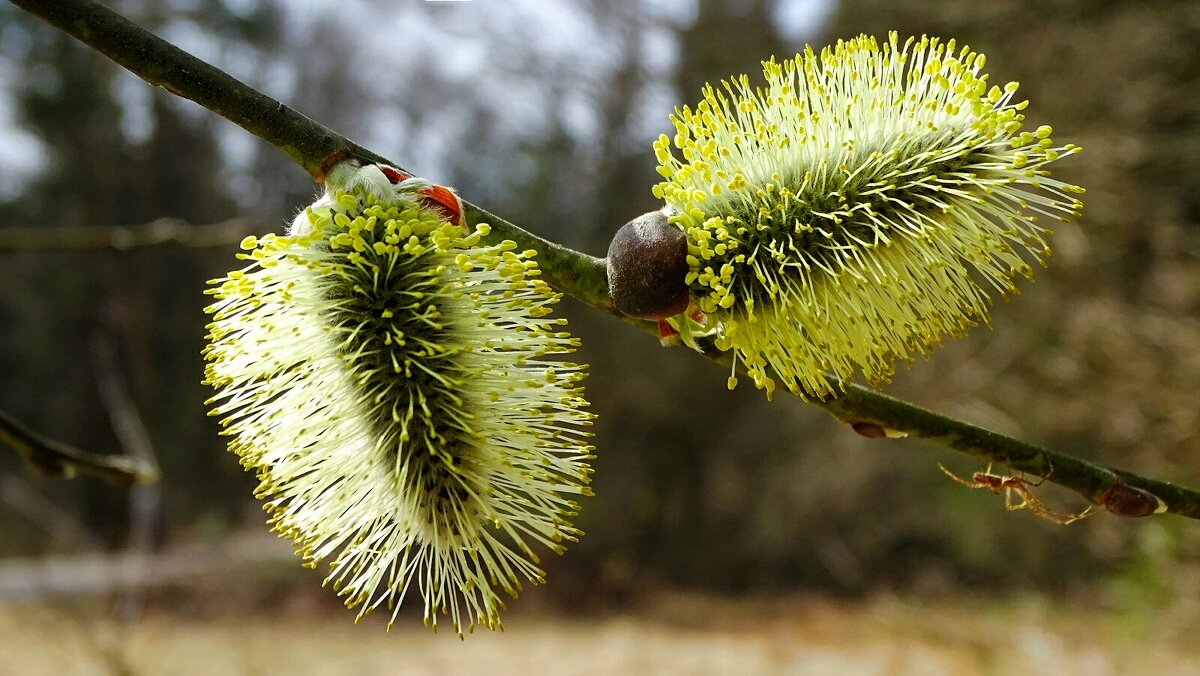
{"left": 652, "top": 33, "right": 1084, "bottom": 398}
{"left": 203, "top": 163, "right": 593, "bottom": 636}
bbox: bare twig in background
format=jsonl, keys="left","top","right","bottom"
{"left": 8, "top": 0, "right": 1200, "bottom": 519}
{"left": 0, "top": 406, "right": 159, "bottom": 485}
{"left": 91, "top": 335, "right": 163, "bottom": 622}
{"left": 0, "top": 217, "right": 256, "bottom": 252}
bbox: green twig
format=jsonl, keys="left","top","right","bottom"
{"left": 0, "top": 407, "right": 159, "bottom": 485}
{"left": 10, "top": 0, "right": 1199, "bottom": 520}
{"left": 809, "top": 383, "right": 1194, "bottom": 516}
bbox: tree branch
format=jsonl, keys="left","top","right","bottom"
{"left": 0, "top": 407, "right": 159, "bottom": 485}
{"left": 5, "top": 0, "right": 609, "bottom": 308}
{"left": 10, "top": 0, "right": 1199, "bottom": 520}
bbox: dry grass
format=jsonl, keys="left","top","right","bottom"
{"left": 1, "top": 592, "right": 1197, "bottom": 676}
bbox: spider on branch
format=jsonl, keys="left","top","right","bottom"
{"left": 938, "top": 463, "right": 1096, "bottom": 525}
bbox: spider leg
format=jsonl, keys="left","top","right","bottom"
{"left": 1004, "top": 485, "right": 1033, "bottom": 512}
{"left": 1021, "top": 458, "right": 1056, "bottom": 488}
{"left": 1060, "top": 505, "right": 1098, "bottom": 525}
{"left": 938, "top": 463, "right": 983, "bottom": 489}
{"left": 1023, "top": 492, "right": 1096, "bottom": 526}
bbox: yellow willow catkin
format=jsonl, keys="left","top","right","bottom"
{"left": 203, "top": 163, "right": 594, "bottom": 637}
{"left": 653, "top": 33, "right": 1084, "bottom": 398}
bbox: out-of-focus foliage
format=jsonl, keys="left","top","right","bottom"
{"left": 0, "top": 0, "right": 1197, "bottom": 618}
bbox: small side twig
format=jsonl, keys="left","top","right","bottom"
{"left": 0, "top": 406, "right": 159, "bottom": 485}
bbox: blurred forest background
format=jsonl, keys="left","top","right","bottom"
{"left": 1, "top": 0, "right": 1199, "bottom": 671}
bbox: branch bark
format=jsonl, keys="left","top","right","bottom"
{"left": 8, "top": 0, "right": 1199, "bottom": 520}
{"left": 0, "top": 407, "right": 159, "bottom": 485}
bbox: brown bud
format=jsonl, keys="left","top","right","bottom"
{"left": 606, "top": 210, "right": 690, "bottom": 320}
{"left": 851, "top": 422, "right": 886, "bottom": 439}
{"left": 1097, "top": 482, "right": 1168, "bottom": 517}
